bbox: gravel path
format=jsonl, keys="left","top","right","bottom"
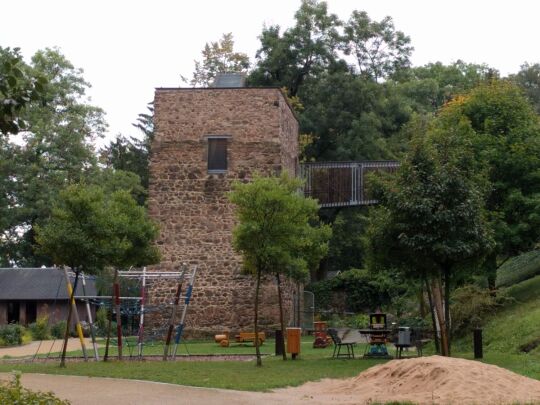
{"left": 0, "top": 373, "right": 281, "bottom": 405}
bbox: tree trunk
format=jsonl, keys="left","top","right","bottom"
{"left": 430, "top": 277, "right": 449, "bottom": 356}
{"left": 60, "top": 268, "right": 80, "bottom": 368}
{"left": 485, "top": 252, "right": 498, "bottom": 291}
{"left": 419, "top": 284, "right": 426, "bottom": 319}
{"left": 254, "top": 268, "right": 262, "bottom": 367}
{"left": 425, "top": 277, "right": 440, "bottom": 354}
{"left": 443, "top": 266, "right": 451, "bottom": 356}
{"left": 276, "top": 273, "right": 287, "bottom": 360}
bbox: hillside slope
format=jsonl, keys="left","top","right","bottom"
{"left": 456, "top": 275, "right": 540, "bottom": 354}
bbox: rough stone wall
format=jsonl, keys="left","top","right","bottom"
{"left": 148, "top": 88, "right": 299, "bottom": 336}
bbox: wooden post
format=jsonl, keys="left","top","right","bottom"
{"left": 60, "top": 267, "right": 81, "bottom": 367}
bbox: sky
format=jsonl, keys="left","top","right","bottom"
{"left": 2, "top": 0, "right": 539, "bottom": 143}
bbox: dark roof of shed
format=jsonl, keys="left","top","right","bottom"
{"left": 0, "top": 268, "right": 97, "bottom": 300}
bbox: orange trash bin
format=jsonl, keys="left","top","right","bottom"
{"left": 286, "top": 327, "right": 302, "bottom": 359}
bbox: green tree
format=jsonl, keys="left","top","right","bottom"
{"left": 2, "top": 48, "right": 106, "bottom": 266}
{"left": 101, "top": 103, "right": 154, "bottom": 204}
{"left": 396, "top": 61, "right": 496, "bottom": 112}
{"left": 0, "top": 46, "right": 47, "bottom": 135}
{"left": 229, "top": 173, "right": 331, "bottom": 365}
{"left": 189, "top": 33, "right": 249, "bottom": 87}
{"left": 249, "top": 0, "right": 341, "bottom": 96}
{"left": 510, "top": 62, "right": 540, "bottom": 114}
{"left": 343, "top": 11, "right": 413, "bottom": 81}
{"left": 35, "top": 183, "right": 159, "bottom": 366}
{"left": 367, "top": 118, "right": 493, "bottom": 356}
{"left": 439, "top": 81, "right": 540, "bottom": 287}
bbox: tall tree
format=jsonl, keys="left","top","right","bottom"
{"left": 229, "top": 173, "right": 331, "bottom": 365}
{"left": 1, "top": 48, "right": 106, "bottom": 266}
{"left": 396, "top": 61, "right": 496, "bottom": 112}
{"left": 439, "top": 80, "right": 540, "bottom": 287}
{"left": 367, "top": 118, "right": 493, "bottom": 356}
{"left": 249, "top": 0, "right": 341, "bottom": 96}
{"left": 0, "top": 46, "right": 47, "bottom": 135}
{"left": 510, "top": 62, "right": 540, "bottom": 114}
{"left": 189, "top": 33, "right": 249, "bottom": 87}
{"left": 343, "top": 11, "right": 413, "bottom": 81}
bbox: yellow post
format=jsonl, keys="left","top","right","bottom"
{"left": 63, "top": 268, "right": 88, "bottom": 361}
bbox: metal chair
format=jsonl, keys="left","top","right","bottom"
{"left": 327, "top": 328, "right": 355, "bottom": 359}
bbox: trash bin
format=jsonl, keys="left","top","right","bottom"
{"left": 286, "top": 327, "right": 301, "bottom": 359}
{"left": 398, "top": 327, "right": 411, "bottom": 346}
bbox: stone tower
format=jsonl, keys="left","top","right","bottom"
{"left": 148, "top": 83, "right": 299, "bottom": 335}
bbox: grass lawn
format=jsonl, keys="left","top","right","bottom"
{"left": 1, "top": 336, "right": 540, "bottom": 391}
{"left": 0, "top": 338, "right": 386, "bottom": 391}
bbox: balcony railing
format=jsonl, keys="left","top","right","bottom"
{"left": 299, "top": 161, "right": 399, "bottom": 208}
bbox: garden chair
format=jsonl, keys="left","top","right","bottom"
{"left": 327, "top": 328, "right": 356, "bottom": 359}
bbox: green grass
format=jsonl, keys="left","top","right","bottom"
{"left": 0, "top": 339, "right": 385, "bottom": 391}
{"left": 496, "top": 250, "right": 540, "bottom": 287}
{"left": 453, "top": 274, "right": 540, "bottom": 357}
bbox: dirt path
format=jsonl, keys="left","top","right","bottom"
{"left": 0, "top": 338, "right": 98, "bottom": 358}
{"left": 0, "top": 373, "right": 281, "bottom": 405}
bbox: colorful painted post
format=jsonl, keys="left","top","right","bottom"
{"left": 173, "top": 266, "right": 197, "bottom": 359}
{"left": 163, "top": 266, "right": 186, "bottom": 360}
{"left": 63, "top": 267, "right": 88, "bottom": 361}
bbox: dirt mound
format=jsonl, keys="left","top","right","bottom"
{"left": 279, "top": 355, "right": 540, "bottom": 404}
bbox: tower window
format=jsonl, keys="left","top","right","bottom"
{"left": 207, "top": 137, "right": 228, "bottom": 172}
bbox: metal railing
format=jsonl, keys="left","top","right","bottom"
{"left": 300, "top": 161, "right": 399, "bottom": 208}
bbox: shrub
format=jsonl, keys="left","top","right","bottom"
{"left": 95, "top": 306, "right": 108, "bottom": 335}
{"left": 308, "top": 268, "right": 403, "bottom": 313}
{"left": 51, "top": 321, "right": 67, "bottom": 339}
{"left": 0, "top": 372, "right": 70, "bottom": 404}
{"left": 0, "top": 324, "right": 24, "bottom": 346}
{"left": 29, "top": 315, "right": 51, "bottom": 340}
{"left": 451, "top": 284, "right": 512, "bottom": 336}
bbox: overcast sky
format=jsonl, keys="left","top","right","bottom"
{"left": 2, "top": 0, "right": 539, "bottom": 142}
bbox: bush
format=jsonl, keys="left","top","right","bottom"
{"left": 29, "top": 315, "right": 51, "bottom": 340}
{"left": 451, "top": 284, "right": 512, "bottom": 336}
{"left": 496, "top": 250, "right": 540, "bottom": 287}
{"left": 95, "top": 307, "right": 109, "bottom": 336}
{"left": 51, "top": 321, "right": 67, "bottom": 339}
{"left": 0, "top": 372, "right": 70, "bottom": 405}
{"left": 0, "top": 324, "right": 24, "bottom": 346}
{"left": 308, "top": 268, "right": 404, "bottom": 313}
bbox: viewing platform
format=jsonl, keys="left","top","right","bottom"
{"left": 300, "top": 161, "right": 400, "bottom": 208}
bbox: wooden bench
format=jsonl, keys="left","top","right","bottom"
{"left": 235, "top": 332, "right": 266, "bottom": 346}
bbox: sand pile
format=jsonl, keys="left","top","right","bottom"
{"left": 277, "top": 355, "right": 540, "bottom": 404}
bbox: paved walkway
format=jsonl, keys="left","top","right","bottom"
{"left": 0, "top": 338, "right": 98, "bottom": 358}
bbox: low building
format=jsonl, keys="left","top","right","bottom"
{"left": 0, "top": 268, "right": 96, "bottom": 326}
